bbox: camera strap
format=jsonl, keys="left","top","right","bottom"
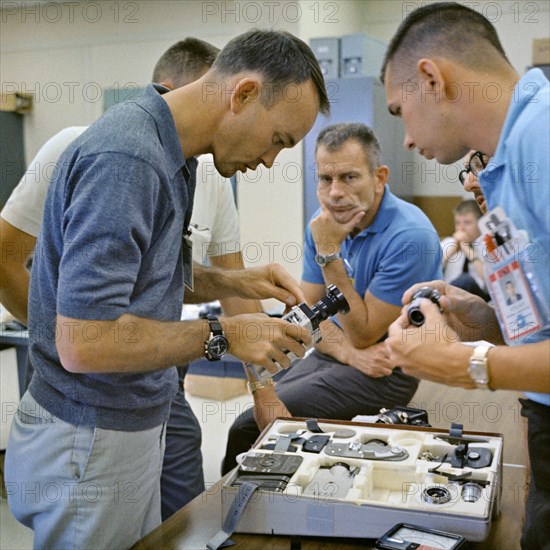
{"left": 206, "top": 481, "right": 259, "bottom": 550}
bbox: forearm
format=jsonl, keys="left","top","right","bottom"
{"left": 57, "top": 309, "right": 312, "bottom": 374}
{"left": 314, "top": 320, "right": 349, "bottom": 363}
{"left": 458, "top": 302, "right": 505, "bottom": 344}
{"left": 446, "top": 341, "right": 550, "bottom": 393}
{"left": 219, "top": 296, "right": 262, "bottom": 316}
{"left": 210, "top": 253, "right": 262, "bottom": 315}
{"left": 185, "top": 263, "right": 304, "bottom": 308}
{"left": 319, "top": 260, "right": 373, "bottom": 347}
{"left": 0, "top": 219, "right": 36, "bottom": 325}
{"left": 56, "top": 313, "right": 209, "bottom": 374}
{"left": 397, "top": 338, "right": 550, "bottom": 393}
{"left": 442, "top": 240, "right": 459, "bottom": 265}
{"left": 183, "top": 263, "right": 234, "bottom": 303}
{"left": 489, "top": 341, "right": 550, "bottom": 393}
{"left": 242, "top": 362, "right": 291, "bottom": 430}
{"left": 251, "top": 386, "right": 292, "bottom": 431}
{"left": 0, "top": 262, "right": 30, "bottom": 324}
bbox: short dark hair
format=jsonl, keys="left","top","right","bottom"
{"left": 212, "top": 29, "right": 330, "bottom": 116}
{"left": 381, "top": 2, "right": 510, "bottom": 83}
{"left": 315, "top": 123, "right": 381, "bottom": 173}
{"left": 454, "top": 199, "right": 482, "bottom": 218}
{"left": 152, "top": 38, "right": 220, "bottom": 88}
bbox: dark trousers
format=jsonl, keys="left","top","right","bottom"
{"left": 160, "top": 366, "right": 205, "bottom": 520}
{"left": 222, "top": 350, "right": 419, "bottom": 474}
{"left": 520, "top": 398, "right": 550, "bottom": 550}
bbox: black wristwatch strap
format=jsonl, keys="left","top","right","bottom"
{"left": 206, "top": 315, "right": 223, "bottom": 335}
{"left": 204, "top": 315, "right": 228, "bottom": 361}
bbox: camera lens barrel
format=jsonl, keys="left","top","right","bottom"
{"left": 462, "top": 482, "right": 482, "bottom": 503}
{"left": 406, "top": 287, "right": 442, "bottom": 327}
{"left": 312, "top": 284, "right": 350, "bottom": 321}
{"left": 407, "top": 299, "right": 427, "bottom": 326}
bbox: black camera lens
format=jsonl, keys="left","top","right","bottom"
{"left": 312, "top": 284, "right": 350, "bottom": 321}
{"left": 406, "top": 286, "right": 442, "bottom": 327}
{"left": 408, "top": 302, "right": 427, "bottom": 326}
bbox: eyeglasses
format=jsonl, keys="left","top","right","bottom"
{"left": 459, "top": 151, "right": 487, "bottom": 185}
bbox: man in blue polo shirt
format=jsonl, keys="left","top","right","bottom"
{"left": 382, "top": 4, "right": 549, "bottom": 548}
{"left": 4, "top": 30, "right": 329, "bottom": 550}
{"left": 223, "top": 122, "right": 443, "bottom": 472}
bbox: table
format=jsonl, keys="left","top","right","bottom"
{"left": 132, "top": 464, "right": 526, "bottom": 550}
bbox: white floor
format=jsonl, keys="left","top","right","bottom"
{"left": 0, "top": 390, "right": 253, "bottom": 550}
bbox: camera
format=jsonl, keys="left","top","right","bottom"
{"left": 246, "top": 284, "right": 350, "bottom": 382}
{"left": 303, "top": 462, "right": 359, "bottom": 499}
{"left": 232, "top": 453, "right": 303, "bottom": 492}
{"left": 238, "top": 453, "right": 303, "bottom": 476}
{"left": 407, "top": 286, "right": 442, "bottom": 327}
{"left": 377, "top": 405, "right": 431, "bottom": 427}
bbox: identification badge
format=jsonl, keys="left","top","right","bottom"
{"left": 182, "top": 233, "right": 194, "bottom": 292}
{"left": 486, "top": 259, "right": 542, "bottom": 342}
{"left": 479, "top": 207, "right": 545, "bottom": 344}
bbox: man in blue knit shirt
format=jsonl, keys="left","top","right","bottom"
{"left": 223, "top": 123, "right": 443, "bottom": 472}
{"left": 5, "top": 30, "right": 329, "bottom": 549}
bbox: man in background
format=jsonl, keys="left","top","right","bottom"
{"left": 441, "top": 199, "right": 488, "bottom": 301}
{"left": 223, "top": 122, "right": 442, "bottom": 472}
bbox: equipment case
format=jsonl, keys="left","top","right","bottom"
{"left": 221, "top": 417, "right": 503, "bottom": 541}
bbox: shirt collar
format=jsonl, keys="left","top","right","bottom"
{"left": 350, "top": 186, "right": 394, "bottom": 238}
{"left": 137, "top": 84, "right": 191, "bottom": 178}
{"left": 484, "top": 68, "right": 549, "bottom": 174}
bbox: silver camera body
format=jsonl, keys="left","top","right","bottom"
{"left": 245, "top": 284, "right": 349, "bottom": 383}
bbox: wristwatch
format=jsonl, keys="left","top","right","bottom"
{"left": 204, "top": 316, "right": 229, "bottom": 361}
{"left": 314, "top": 251, "right": 342, "bottom": 266}
{"left": 247, "top": 377, "right": 274, "bottom": 394}
{"left": 468, "top": 345, "right": 493, "bottom": 390}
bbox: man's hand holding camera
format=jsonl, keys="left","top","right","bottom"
{"left": 386, "top": 296, "right": 475, "bottom": 388}
{"left": 402, "top": 281, "right": 503, "bottom": 344}
{"left": 223, "top": 314, "right": 312, "bottom": 372}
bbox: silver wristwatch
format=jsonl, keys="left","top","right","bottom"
{"left": 468, "top": 345, "right": 493, "bottom": 390}
{"left": 314, "top": 251, "right": 342, "bottom": 267}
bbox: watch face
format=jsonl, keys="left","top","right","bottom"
{"left": 470, "top": 361, "right": 488, "bottom": 383}
{"left": 208, "top": 334, "right": 229, "bottom": 357}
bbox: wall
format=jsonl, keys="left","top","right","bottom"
{"left": 1, "top": 0, "right": 548, "bottom": 275}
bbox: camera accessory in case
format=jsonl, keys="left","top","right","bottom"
{"left": 325, "top": 439, "right": 408, "bottom": 461}
{"left": 377, "top": 405, "right": 431, "bottom": 427}
{"left": 303, "top": 462, "right": 359, "bottom": 499}
{"left": 303, "top": 435, "right": 331, "bottom": 453}
{"left": 239, "top": 453, "right": 303, "bottom": 476}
